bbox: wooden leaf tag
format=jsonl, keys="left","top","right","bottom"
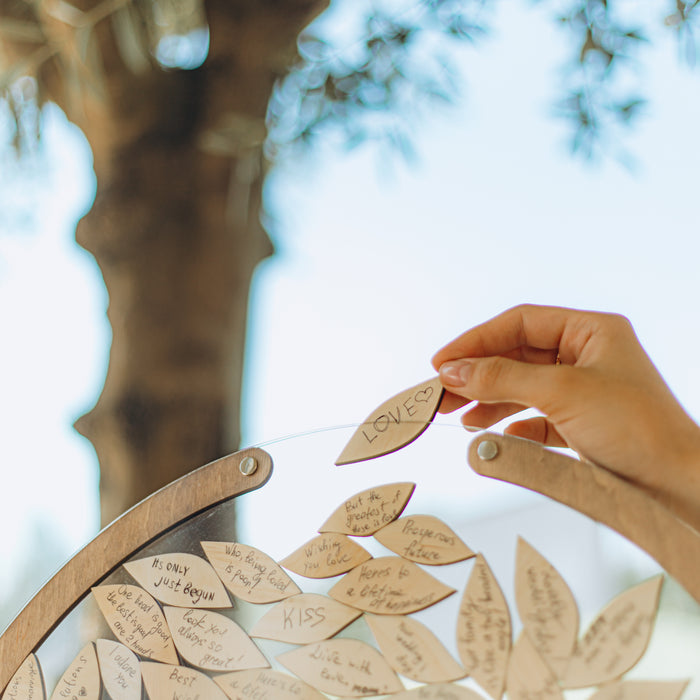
{"left": 514, "top": 537, "right": 579, "bottom": 678}
{"left": 588, "top": 680, "right": 689, "bottom": 700}
{"left": 250, "top": 593, "right": 361, "bottom": 644}
{"left": 329, "top": 556, "right": 455, "bottom": 614}
{"left": 95, "top": 640, "right": 141, "bottom": 700}
{"left": 49, "top": 643, "right": 100, "bottom": 700}
{"left": 201, "top": 541, "right": 301, "bottom": 603}
{"left": 280, "top": 533, "right": 372, "bottom": 578}
{"left": 562, "top": 575, "right": 663, "bottom": 688}
{"left": 123, "top": 553, "right": 230, "bottom": 608}
{"left": 365, "top": 614, "right": 465, "bottom": 683}
{"left": 506, "top": 634, "right": 563, "bottom": 700}
{"left": 335, "top": 377, "right": 444, "bottom": 465}
{"left": 141, "top": 663, "right": 228, "bottom": 700}
{"left": 277, "top": 639, "right": 404, "bottom": 697}
{"left": 374, "top": 515, "right": 475, "bottom": 566}
{"left": 163, "top": 606, "right": 268, "bottom": 672}
{"left": 392, "top": 685, "right": 485, "bottom": 700}
{"left": 214, "top": 669, "right": 326, "bottom": 700}
{"left": 91, "top": 584, "right": 178, "bottom": 664}
{"left": 456, "top": 554, "right": 511, "bottom": 700}
{"left": 2, "top": 654, "right": 45, "bottom": 700}
{"left": 319, "top": 483, "right": 416, "bottom": 537}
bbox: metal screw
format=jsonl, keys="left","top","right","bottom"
{"left": 477, "top": 440, "right": 499, "bottom": 461}
{"left": 240, "top": 456, "right": 258, "bottom": 476}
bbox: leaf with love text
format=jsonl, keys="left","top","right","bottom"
{"left": 250, "top": 593, "right": 361, "bottom": 644}
{"left": 365, "top": 614, "right": 465, "bottom": 683}
{"left": 506, "top": 634, "right": 563, "bottom": 700}
{"left": 391, "top": 685, "right": 486, "bottom": 700}
{"left": 319, "top": 483, "right": 416, "bottom": 537}
{"left": 456, "top": 554, "right": 511, "bottom": 700}
{"left": 95, "top": 640, "right": 141, "bottom": 700}
{"left": 141, "top": 663, "right": 229, "bottom": 700}
{"left": 374, "top": 515, "right": 475, "bottom": 565}
{"left": 92, "top": 585, "right": 178, "bottom": 664}
{"left": 49, "top": 643, "right": 100, "bottom": 700}
{"left": 280, "top": 533, "right": 372, "bottom": 578}
{"left": 329, "top": 556, "right": 455, "bottom": 614}
{"left": 163, "top": 606, "right": 268, "bottom": 672}
{"left": 335, "top": 377, "right": 444, "bottom": 465}
{"left": 588, "top": 679, "right": 689, "bottom": 700}
{"left": 2, "top": 654, "right": 44, "bottom": 700}
{"left": 562, "top": 575, "right": 663, "bottom": 688}
{"left": 214, "top": 669, "right": 326, "bottom": 700}
{"left": 277, "top": 639, "right": 404, "bottom": 697}
{"left": 202, "top": 541, "right": 301, "bottom": 603}
{"left": 514, "top": 537, "right": 579, "bottom": 678}
{"left": 123, "top": 553, "right": 230, "bottom": 608}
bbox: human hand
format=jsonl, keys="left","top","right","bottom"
{"left": 431, "top": 304, "right": 700, "bottom": 529}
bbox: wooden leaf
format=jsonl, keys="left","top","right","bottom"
{"left": 277, "top": 639, "right": 404, "bottom": 697}
{"left": 506, "top": 634, "right": 563, "bottom": 700}
{"left": 2, "top": 654, "right": 45, "bottom": 700}
{"left": 95, "top": 639, "right": 141, "bottom": 700}
{"left": 588, "top": 680, "right": 689, "bottom": 700}
{"left": 49, "top": 643, "right": 100, "bottom": 700}
{"left": 319, "top": 483, "right": 416, "bottom": 537}
{"left": 280, "top": 533, "right": 372, "bottom": 578}
{"left": 365, "top": 614, "right": 465, "bottom": 683}
{"left": 335, "top": 377, "right": 443, "bottom": 465}
{"left": 201, "top": 541, "right": 301, "bottom": 603}
{"left": 91, "top": 584, "right": 178, "bottom": 664}
{"left": 123, "top": 553, "right": 230, "bottom": 608}
{"left": 392, "top": 685, "right": 485, "bottom": 700}
{"left": 561, "top": 575, "right": 663, "bottom": 688}
{"left": 329, "top": 556, "right": 455, "bottom": 614}
{"left": 214, "top": 669, "right": 326, "bottom": 700}
{"left": 163, "top": 606, "right": 268, "bottom": 672}
{"left": 514, "top": 537, "right": 579, "bottom": 678}
{"left": 250, "top": 593, "right": 361, "bottom": 644}
{"left": 456, "top": 554, "right": 511, "bottom": 700}
{"left": 374, "top": 515, "right": 475, "bottom": 566}
{"left": 141, "top": 663, "right": 229, "bottom": 700}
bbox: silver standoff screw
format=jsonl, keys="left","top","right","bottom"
{"left": 240, "top": 456, "right": 258, "bottom": 476}
{"left": 477, "top": 440, "right": 499, "bottom": 461}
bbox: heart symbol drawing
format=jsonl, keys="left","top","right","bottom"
{"left": 414, "top": 386, "right": 434, "bottom": 403}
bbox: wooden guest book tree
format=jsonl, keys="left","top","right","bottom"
{"left": 1, "top": 378, "right": 699, "bottom": 700}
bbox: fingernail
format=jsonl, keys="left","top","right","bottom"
{"left": 439, "top": 360, "right": 472, "bottom": 387}
{"left": 464, "top": 425, "right": 482, "bottom": 433}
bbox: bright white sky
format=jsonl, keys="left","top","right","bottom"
{"left": 1, "top": 0, "right": 700, "bottom": 670}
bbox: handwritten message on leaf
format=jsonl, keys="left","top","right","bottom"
{"left": 202, "top": 541, "right": 300, "bottom": 603}
{"left": 280, "top": 533, "right": 371, "bottom": 578}
{"left": 335, "top": 377, "right": 444, "bottom": 465}
{"left": 562, "top": 575, "right": 663, "bottom": 688}
{"left": 91, "top": 585, "right": 177, "bottom": 664}
{"left": 456, "top": 554, "right": 511, "bottom": 700}
{"left": 214, "top": 669, "right": 326, "bottom": 700}
{"left": 163, "top": 606, "right": 268, "bottom": 672}
{"left": 329, "top": 556, "right": 455, "bottom": 614}
{"left": 588, "top": 680, "right": 689, "bottom": 700}
{"left": 278, "top": 639, "right": 404, "bottom": 698}
{"left": 375, "top": 515, "right": 474, "bottom": 566}
{"left": 49, "top": 643, "right": 100, "bottom": 700}
{"left": 319, "top": 483, "right": 415, "bottom": 537}
{"left": 95, "top": 640, "right": 141, "bottom": 700}
{"left": 514, "top": 537, "right": 579, "bottom": 678}
{"left": 250, "top": 593, "right": 361, "bottom": 644}
{"left": 365, "top": 614, "right": 465, "bottom": 683}
{"left": 124, "top": 553, "right": 230, "bottom": 608}
{"left": 2, "top": 654, "right": 44, "bottom": 700}
{"left": 141, "top": 663, "right": 228, "bottom": 700}
{"left": 392, "top": 685, "right": 486, "bottom": 700}
{"left": 506, "top": 634, "right": 563, "bottom": 700}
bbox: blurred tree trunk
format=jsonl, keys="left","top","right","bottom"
{"left": 63, "top": 0, "right": 326, "bottom": 525}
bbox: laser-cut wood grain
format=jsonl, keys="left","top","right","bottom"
{"left": 1, "top": 654, "right": 44, "bottom": 700}
{"left": 319, "top": 483, "right": 416, "bottom": 537}
{"left": 250, "top": 593, "right": 361, "bottom": 644}
{"left": 588, "top": 680, "right": 689, "bottom": 700}
{"left": 391, "top": 685, "right": 485, "bottom": 700}
{"left": 141, "top": 663, "right": 228, "bottom": 700}
{"left": 506, "top": 634, "right": 563, "bottom": 700}
{"left": 49, "top": 643, "right": 100, "bottom": 700}
{"left": 95, "top": 640, "right": 141, "bottom": 700}
{"left": 365, "top": 614, "right": 465, "bottom": 683}
{"left": 123, "top": 553, "right": 230, "bottom": 608}
{"left": 335, "top": 377, "right": 444, "bottom": 465}
{"left": 214, "top": 669, "right": 326, "bottom": 700}
{"left": 280, "top": 533, "right": 372, "bottom": 578}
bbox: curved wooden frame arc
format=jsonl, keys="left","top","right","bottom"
{"left": 0, "top": 447, "right": 273, "bottom": 692}
{"left": 468, "top": 433, "right": 700, "bottom": 604}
